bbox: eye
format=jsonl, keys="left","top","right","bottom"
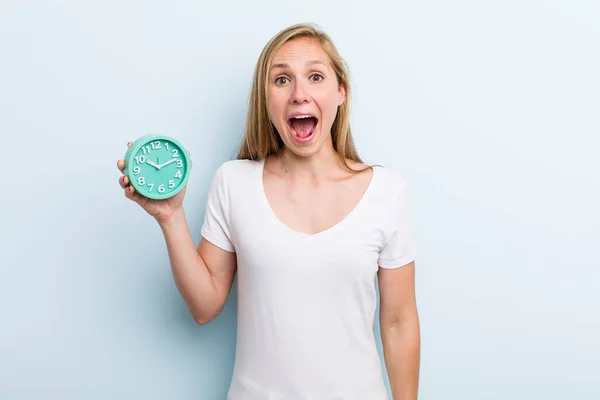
{"left": 310, "top": 74, "right": 324, "bottom": 82}
{"left": 275, "top": 76, "right": 289, "bottom": 85}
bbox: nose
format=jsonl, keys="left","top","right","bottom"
{"left": 289, "top": 79, "right": 310, "bottom": 104}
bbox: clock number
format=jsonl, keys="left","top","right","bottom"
{"left": 148, "top": 183, "right": 154, "bottom": 191}
{"left": 171, "top": 149, "right": 179, "bottom": 158}
{"left": 133, "top": 166, "right": 141, "bottom": 175}
{"left": 151, "top": 141, "right": 161, "bottom": 150}
{"left": 175, "top": 170, "right": 182, "bottom": 179}
{"left": 176, "top": 159, "right": 183, "bottom": 168}
{"left": 138, "top": 177, "right": 145, "bottom": 185}
{"left": 158, "top": 184, "right": 165, "bottom": 193}
{"left": 168, "top": 180, "right": 175, "bottom": 188}
{"left": 135, "top": 155, "right": 146, "bottom": 164}
{"left": 164, "top": 142, "right": 170, "bottom": 150}
{"left": 141, "top": 145, "right": 151, "bottom": 155}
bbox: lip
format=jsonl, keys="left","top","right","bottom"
{"left": 287, "top": 112, "right": 319, "bottom": 144}
{"left": 287, "top": 111, "right": 317, "bottom": 120}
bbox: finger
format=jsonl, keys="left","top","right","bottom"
{"left": 124, "top": 184, "right": 136, "bottom": 200}
{"left": 119, "top": 175, "right": 129, "bottom": 188}
{"left": 127, "top": 186, "right": 145, "bottom": 204}
{"left": 117, "top": 142, "right": 132, "bottom": 172}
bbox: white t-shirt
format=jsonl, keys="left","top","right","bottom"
{"left": 200, "top": 158, "right": 418, "bottom": 400}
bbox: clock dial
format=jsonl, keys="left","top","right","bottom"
{"left": 125, "top": 136, "right": 190, "bottom": 199}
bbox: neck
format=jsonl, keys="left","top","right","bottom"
{"left": 275, "top": 144, "right": 342, "bottom": 182}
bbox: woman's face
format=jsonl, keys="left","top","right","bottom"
{"left": 267, "top": 37, "right": 346, "bottom": 158}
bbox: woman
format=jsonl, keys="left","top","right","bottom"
{"left": 117, "top": 23, "right": 420, "bottom": 400}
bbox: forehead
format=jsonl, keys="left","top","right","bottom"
{"left": 270, "top": 37, "right": 331, "bottom": 68}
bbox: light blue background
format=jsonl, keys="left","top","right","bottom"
{"left": 1, "top": 1, "right": 599, "bottom": 399}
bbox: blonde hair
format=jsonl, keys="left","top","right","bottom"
{"left": 236, "top": 23, "right": 365, "bottom": 171}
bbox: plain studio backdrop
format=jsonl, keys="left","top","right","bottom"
{"left": 1, "top": 0, "right": 598, "bottom": 399}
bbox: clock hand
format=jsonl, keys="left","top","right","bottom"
{"left": 146, "top": 159, "right": 161, "bottom": 169}
{"left": 157, "top": 159, "right": 177, "bottom": 168}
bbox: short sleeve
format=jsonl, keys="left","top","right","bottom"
{"left": 378, "top": 179, "right": 418, "bottom": 269}
{"left": 200, "top": 164, "right": 235, "bottom": 252}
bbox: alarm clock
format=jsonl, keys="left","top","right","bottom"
{"left": 123, "top": 134, "right": 192, "bottom": 200}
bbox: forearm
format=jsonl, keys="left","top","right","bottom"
{"left": 158, "top": 207, "right": 218, "bottom": 321}
{"left": 381, "top": 318, "right": 421, "bottom": 400}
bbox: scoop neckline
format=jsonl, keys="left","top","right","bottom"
{"left": 255, "top": 157, "right": 378, "bottom": 238}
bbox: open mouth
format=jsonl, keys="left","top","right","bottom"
{"left": 288, "top": 114, "right": 318, "bottom": 143}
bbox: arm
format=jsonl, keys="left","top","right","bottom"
{"left": 160, "top": 207, "right": 237, "bottom": 324}
{"left": 378, "top": 260, "right": 420, "bottom": 400}
{"left": 117, "top": 149, "right": 236, "bottom": 325}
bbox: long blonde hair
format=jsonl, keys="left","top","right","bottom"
{"left": 236, "top": 23, "right": 364, "bottom": 171}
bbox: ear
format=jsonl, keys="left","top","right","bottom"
{"left": 337, "top": 82, "right": 347, "bottom": 106}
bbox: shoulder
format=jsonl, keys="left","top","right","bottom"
{"left": 216, "top": 158, "right": 259, "bottom": 173}
{"left": 372, "top": 165, "right": 409, "bottom": 199}
{"left": 347, "top": 159, "right": 408, "bottom": 190}
{"left": 206, "top": 158, "right": 262, "bottom": 202}
{"left": 212, "top": 158, "right": 261, "bottom": 183}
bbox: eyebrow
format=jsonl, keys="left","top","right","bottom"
{"left": 270, "top": 60, "right": 327, "bottom": 70}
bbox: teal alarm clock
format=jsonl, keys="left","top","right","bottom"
{"left": 123, "top": 134, "right": 192, "bottom": 200}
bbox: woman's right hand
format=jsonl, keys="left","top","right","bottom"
{"left": 117, "top": 141, "right": 190, "bottom": 224}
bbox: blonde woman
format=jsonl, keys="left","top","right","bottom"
{"left": 117, "top": 23, "right": 420, "bottom": 400}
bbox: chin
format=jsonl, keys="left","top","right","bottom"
{"left": 284, "top": 130, "right": 329, "bottom": 159}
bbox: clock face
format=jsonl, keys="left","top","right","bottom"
{"left": 127, "top": 137, "right": 190, "bottom": 199}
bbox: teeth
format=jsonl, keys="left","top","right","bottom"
{"left": 292, "top": 115, "right": 313, "bottom": 119}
